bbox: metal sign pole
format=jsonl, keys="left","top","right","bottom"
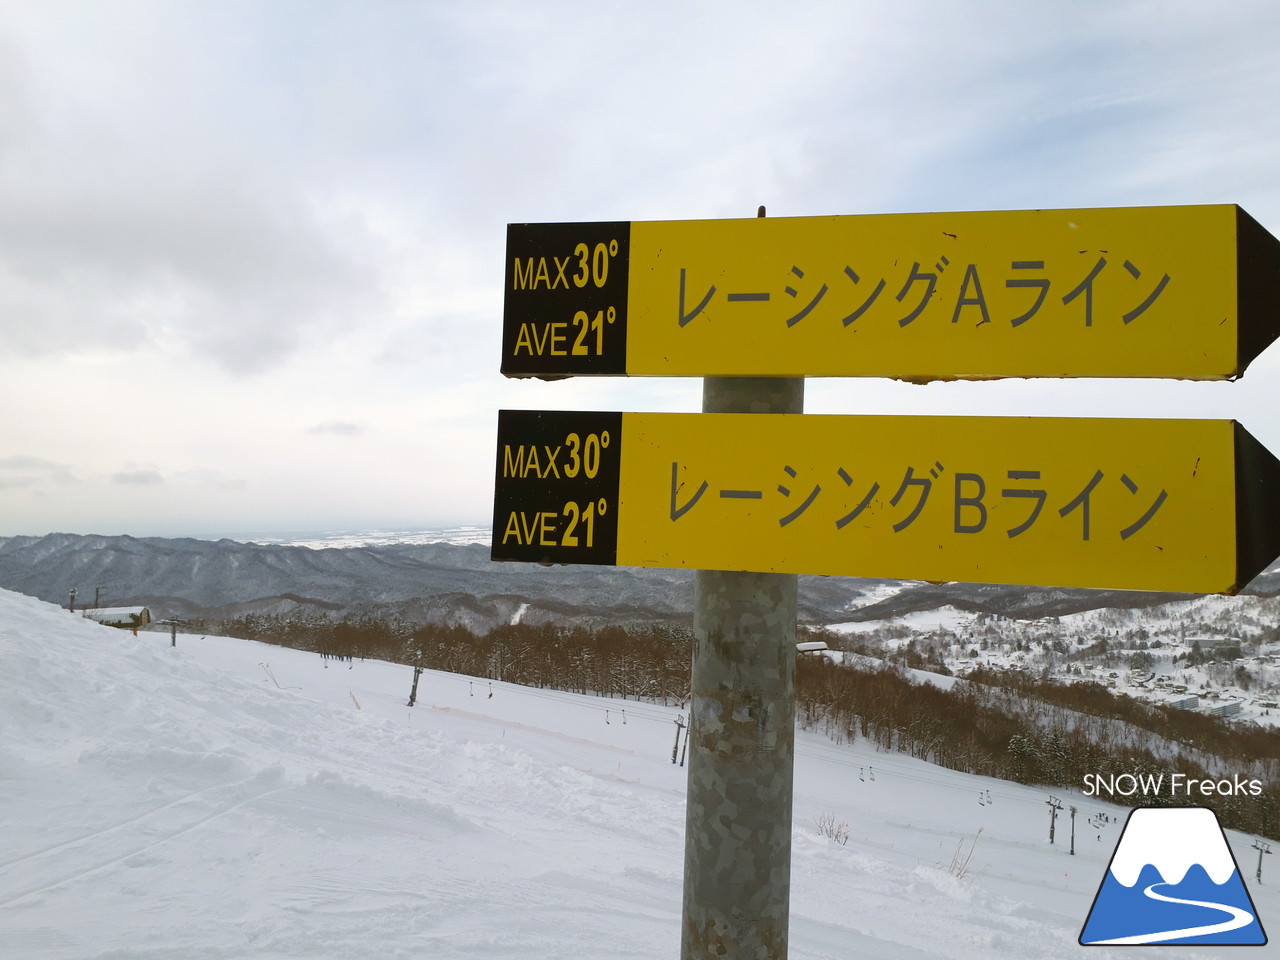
{"left": 681, "top": 369, "right": 803, "bottom": 959}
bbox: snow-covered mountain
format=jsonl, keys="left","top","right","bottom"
{"left": 5, "top": 532, "right": 1267, "bottom": 631}
{"left": 2, "top": 586, "right": 1275, "bottom": 958}
{"left": 0, "top": 532, "right": 702, "bottom": 628}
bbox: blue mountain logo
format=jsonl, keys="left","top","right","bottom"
{"left": 1080, "top": 806, "right": 1267, "bottom": 945}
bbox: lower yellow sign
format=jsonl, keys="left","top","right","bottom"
{"left": 492, "top": 411, "right": 1280, "bottom": 594}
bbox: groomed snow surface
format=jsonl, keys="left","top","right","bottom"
{"left": 2, "top": 588, "right": 1273, "bottom": 959}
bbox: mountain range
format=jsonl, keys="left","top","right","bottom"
{"left": 1, "top": 532, "right": 1277, "bottom": 631}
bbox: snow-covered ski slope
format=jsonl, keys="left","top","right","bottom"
{"left": 1, "top": 588, "right": 1273, "bottom": 959}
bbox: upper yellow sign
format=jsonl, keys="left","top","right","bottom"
{"left": 502, "top": 205, "right": 1280, "bottom": 380}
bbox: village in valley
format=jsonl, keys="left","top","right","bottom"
{"left": 821, "top": 585, "right": 1280, "bottom": 728}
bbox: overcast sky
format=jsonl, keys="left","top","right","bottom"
{"left": 2, "top": 1, "right": 1280, "bottom": 539}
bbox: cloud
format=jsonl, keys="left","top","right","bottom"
{"left": 0, "top": 5, "right": 392, "bottom": 376}
{"left": 3, "top": 1, "right": 1280, "bottom": 540}
{"left": 173, "top": 467, "right": 246, "bottom": 491}
{"left": 0, "top": 455, "right": 77, "bottom": 490}
{"left": 111, "top": 468, "right": 164, "bottom": 486}
{"left": 308, "top": 421, "right": 366, "bottom": 438}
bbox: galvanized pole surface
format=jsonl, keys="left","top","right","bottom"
{"left": 681, "top": 372, "right": 803, "bottom": 960}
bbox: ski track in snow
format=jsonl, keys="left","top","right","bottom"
{"left": 1, "top": 587, "right": 1273, "bottom": 959}
{"left": 0, "top": 773, "right": 266, "bottom": 874}
{"left": 1, "top": 774, "right": 289, "bottom": 909}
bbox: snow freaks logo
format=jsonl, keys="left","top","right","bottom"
{"left": 1082, "top": 772, "right": 1263, "bottom": 798}
{"left": 1079, "top": 807, "right": 1268, "bottom": 946}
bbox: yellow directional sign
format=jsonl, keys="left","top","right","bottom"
{"left": 492, "top": 410, "right": 1280, "bottom": 594}
{"left": 502, "top": 205, "right": 1280, "bottom": 380}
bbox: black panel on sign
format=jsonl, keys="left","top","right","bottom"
{"left": 491, "top": 410, "right": 623, "bottom": 565}
{"left": 1234, "top": 420, "right": 1280, "bottom": 592}
{"left": 502, "top": 222, "right": 631, "bottom": 377}
{"left": 1236, "top": 206, "right": 1280, "bottom": 375}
